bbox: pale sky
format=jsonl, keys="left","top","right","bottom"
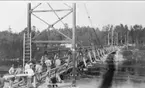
{"left": 0, "top": 1, "right": 145, "bottom": 33}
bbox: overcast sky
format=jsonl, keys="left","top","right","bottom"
{"left": 0, "top": 1, "right": 145, "bottom": 33}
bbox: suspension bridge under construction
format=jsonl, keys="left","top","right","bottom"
{"left": 2, "top": 2, "right": 143, "bottom": 88}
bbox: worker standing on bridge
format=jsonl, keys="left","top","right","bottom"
{"left": 15, "top": 65, "right": 23, "bottom": 82}
{"left": 84, "top": 49, "right": 91, "bottom": 66}
{"left": 55, "top": 54, "right": 61, "bottom": 68}
{"left": 35, "top": 61, "right": 42, "bottom": 82}
{"left": 25, "top": 61, "right": 30, "bottom": 72}
{"left": 41, "top": 51, "right": 48, "bottom": 70}
{"left": 45, "top": 56, "right": 52, "bottom": 87}
{"left": 45, "top": 57, "right": 52, "bottom": 73}
{"left": 15, "top": 65, "right": 23, "bottom": 74}
{"left": 54, "top": 54, "right": 63, "bottom": 83}
{"left": 26, "top": 63, "right": 35, "bottom": 87}
{"left": 9, "top": 64, "right": 15, "bottom": 75}
{"left": 8, "top": 64, "right": 15, "bottom": 87}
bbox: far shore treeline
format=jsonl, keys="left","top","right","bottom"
{"left": 0, "top": 24, "right": 145, "bottom": 65}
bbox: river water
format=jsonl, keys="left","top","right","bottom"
{"left": 70, "top": 49, "right": 145, "bottom": 88}
{"left": 4, "top": 49, "right": 145, "bottom": 88}
{"left": 76, "top": 49, "right": 145, "bottom": 88}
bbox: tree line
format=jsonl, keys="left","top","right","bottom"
{"left": 0, "top": 24, "right": 145, "bottom": 60}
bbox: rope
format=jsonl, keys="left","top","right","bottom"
{"left": 84, "top": 4, "right": 93, "bottom": 27}
{"left": 84, "top": 3, "right": 103, "bottom": 48}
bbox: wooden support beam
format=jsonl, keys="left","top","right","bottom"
{"left": 32, "top": 9, "right": 72, "bottom": 12}
{"left": 32, "top": 40, "right": 72, "bottom": 44}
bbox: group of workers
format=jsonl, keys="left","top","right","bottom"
{"left": 0, "top": 47, "right": 110, "bottom": 88}
{"left": 0, "top": 49, "right": 82, "bottom": 88}
{"left": 5, "top": 47, "right": 102, "bottom": 88}
{"left": 7, "top": 51, "right": 63, "bottom": 87}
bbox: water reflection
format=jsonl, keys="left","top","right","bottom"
{"left": 99, "top": 53, "right": 116, "bottom": 88}
{"left": 77, "top": 50, "right": 145, "bottom": 88}
{"left": 112, "top": 50, "right": 145, "bottom": 88}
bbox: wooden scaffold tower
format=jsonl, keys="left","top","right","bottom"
{"left": 23, "top": 2, "right": 77, "bottom": 87}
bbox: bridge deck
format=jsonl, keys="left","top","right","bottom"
{"left": 3, "top": 46, "right": 120, "bottom": 88}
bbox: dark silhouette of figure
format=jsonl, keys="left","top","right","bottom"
{"left": 99, "top": 52, "right": 116, "bottom": 88}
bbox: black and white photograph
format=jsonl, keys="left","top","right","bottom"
{"left": 0, "top": 1, "right": 145, "bottom": 88}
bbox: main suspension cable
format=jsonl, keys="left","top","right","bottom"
{"left": 84, "top": 3, "right": 103, "bottom": 48}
